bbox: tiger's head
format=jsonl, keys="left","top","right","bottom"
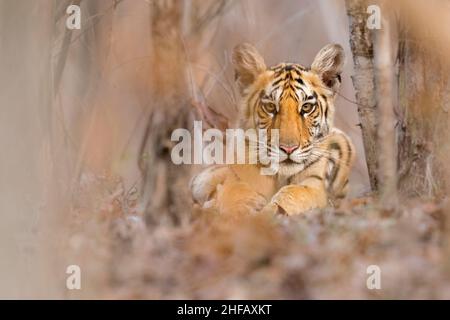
{"left": 232, "top": 43, "right": 345, "bottom": 176}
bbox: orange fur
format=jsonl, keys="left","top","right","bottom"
{"left": 191, "top": 43, "right": 355, "bottom": 216}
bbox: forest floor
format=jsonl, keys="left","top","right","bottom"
{"left": 66, "top": 173, "right": 450, "bottom": 299}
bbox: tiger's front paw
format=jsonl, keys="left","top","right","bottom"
{"left": 217, "top": 182, "right": 267, "bottom": 215}
{"left": 260, "top": 202, "right": 283, "bottom": 216}
{"left": 269, "top": 185, "right": 327, "bottom": 216}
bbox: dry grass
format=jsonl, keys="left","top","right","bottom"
{"left": 65, "top": 173, "right": 450, "bottom": 299}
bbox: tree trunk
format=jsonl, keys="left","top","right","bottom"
{"left": 346, "top": 0, "right": 450, "bottom": 199}
{"left": 138, "top": 0, "right": 192, "bottom": 226}
{"left": 373, "top": 2, "right": 398, "bottom": 208}
{"left": 139, "top": 0, "right": 232, "bottom": 225}
{"left": 345, "top": 0, "right": 378, "bottom": 191}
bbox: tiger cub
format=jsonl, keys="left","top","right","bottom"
{"left": 190, "top": 43, "right": 355, "bottom": 216}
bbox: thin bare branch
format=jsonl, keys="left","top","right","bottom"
{"left": 373, "top": 3, "right": 398, "bottom": 208}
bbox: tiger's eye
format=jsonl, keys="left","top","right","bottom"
{"left": 301, "top": 103, "right": 315, "bottom": 114}
{"left": 263, "top": 102, "right": 277, "bottom": 114}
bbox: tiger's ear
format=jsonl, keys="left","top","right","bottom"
{"left": 232, "top": 43, "right": 266, "bottom": 94}
{"left": 311, "top": 44, "right": 345, "bottom": 93}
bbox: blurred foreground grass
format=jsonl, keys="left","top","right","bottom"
{"left": 65, "top": 173, "right": 450, "bottom": 299}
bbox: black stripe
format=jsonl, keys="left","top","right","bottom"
{"left": 289, "top": 84, "right": 297, "bottom": 92}
{"left": 248, "top": 89, "right": 260, "bottom": 106}
{"left": 327, "top": 157, "right": 339, "bottom": 185}
{"left": 295, "top": 77, "right": 304, "bottom": 85}
{"left": 303, "top": 154, "right": 324, "bottom": 171}
{"left": 272, "top": 85, "right": 282, "bottom": 93}
{"left": 329, "top": 142, "right": 342, "bottom": 156}
{"left": 342, "top": 179, "right": 349, "bottom": 189}
{"left": 320, "top": 94, "right": 329, "bottom": 119}
{"left": 272, "top": 77, "right": 284, "bottom": 87}
{"left": 307, "top": 175, "right": 323, "bottom": 182}
{"left": 328, "top": 142, "right": 343, "bottom": 181}
{"left": 344, "top": 138, "right": 353, "bottom": 166}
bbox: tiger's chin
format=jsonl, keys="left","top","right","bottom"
{"left": 276, "top": 160, "right": 305, "bottom": 177}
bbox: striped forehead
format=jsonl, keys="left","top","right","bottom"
{"left": 265, "top": 63, "right": 316, "bottom": 102}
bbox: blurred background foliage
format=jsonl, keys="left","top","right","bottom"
{"left": 1, "top": 0, "right": 450, "bottom": 299}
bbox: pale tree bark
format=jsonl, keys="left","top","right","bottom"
{"left": 138, "top": 0, "right": 192, "bottom": 226}
{"left": 346, "top": 0, "right": 450, "bottom": 200}
{"left": 0, "top": 0, "right": 61, "bottom": 298}
{"left": 372, "top": 3, "right": 398, "bottom": 208}
{"left": 139, "top": 0, "right": 233, "bottom": 226}
{"left": 345, "top": 0, "right": 378, "bottom": 191}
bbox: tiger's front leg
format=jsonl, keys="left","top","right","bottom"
{"left": 263, "top": 178, "right": 327, "bottom": 215}
{"left": 216, "top": 180, "right": 268, "bottom": 215}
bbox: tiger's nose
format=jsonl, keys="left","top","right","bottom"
{"left": 279, "top": 144, "right": 299, "bottom": 155}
